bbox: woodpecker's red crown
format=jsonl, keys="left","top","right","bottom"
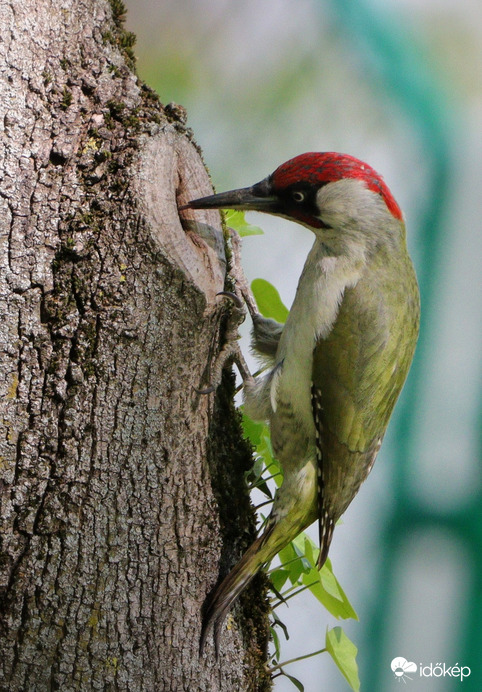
{"left": 271, "top": 152, "right": 402, "bottom": 221}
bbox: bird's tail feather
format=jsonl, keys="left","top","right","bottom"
{"left": 316, "top": 510, "right": 335, "bottom": 569}
{"left": 200, "top": 471, "right": 320, "bottom": 653}
{"left": 200, "top": 525, "right": 276, "bottom": 655}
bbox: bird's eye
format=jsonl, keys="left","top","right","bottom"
{"left": 292, "top": 190, "right": 305, "bottom": 203}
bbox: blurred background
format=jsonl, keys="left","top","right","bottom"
{"left": 124, "top": 1, "right": 482, "bottom": 689}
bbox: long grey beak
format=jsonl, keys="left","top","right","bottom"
{"left": 180, "top": 179, "right": 276, "bottom": 212}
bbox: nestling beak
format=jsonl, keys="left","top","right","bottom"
{"left": 180, "top": 178, "right": 277, "bottom": 213}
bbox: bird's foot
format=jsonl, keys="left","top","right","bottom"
{"left": 196, "top": 229, "right": 257, "bottom": 394}
{"left": 195, "top": 332, "right": 252, "bottom": 394}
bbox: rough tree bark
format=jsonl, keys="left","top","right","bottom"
{"left": 0, "top": 1, "right": 270, "bottom": 689}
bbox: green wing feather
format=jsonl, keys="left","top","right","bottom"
{"left": 312, "top": 242, "right": 419, "bottom": 566}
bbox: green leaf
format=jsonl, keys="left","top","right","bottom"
{"left": 325, "top": 627, "right": 360, "bottom": 691}
{"left": 257, "top": 432, "right": 274, "bottom": 467}
{"left": 242, "top": 415, "right": 277, "bottom": 497}
{"left": 241, "top": 413, "right": 264, "bottom": 445}
{"left": 319, "top": 563, "right": 348, "bottom": 602}
{"left": 278, "top": 542, "right": 297, "bottom": 567}
{"left": 270, "top": 568, "right": 290, "bottom": 593}
{"left": 303, "top": 563, "right": 358, "bottom": 620}
{"left": 294, "top": 534, "right": 317, "bottom": 566}
{"left": 251, "top": 278, "right": 289, "bottom": 323}
{"left": 270, "top": 625, "right": 281, "bottom": 662}
{"left": 277, "top": 542, "right": 311, "bottom": 584}
{"left": 271, "top": 610, "right": 290, "bottom": 642}
{"left": 290, "top": 535, "right": 358, "bottom": 620}
{"left": 282, "top": 673, "right": 305, "bottom": 691}
{"left": 225, "top": 210, "right": 264, "bottom": 236}
{"left": 245, "top": 456, "right": 274, "bottom": 498}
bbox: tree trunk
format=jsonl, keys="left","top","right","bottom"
{"left": 0, "top": 1, "right": 269, "bottom": 689}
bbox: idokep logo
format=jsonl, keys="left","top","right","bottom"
{"left": 419, "top": 662, "right": 471, "bottom": 681}
{"left": 391, "top": 657, "right": 471, "bottom": 683}
{"left": 391, "top": 657, "right": 417, "bottom": 682}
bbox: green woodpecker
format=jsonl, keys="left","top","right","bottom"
{"left": 184, "top": 152, "right": 420, "bottom": 651}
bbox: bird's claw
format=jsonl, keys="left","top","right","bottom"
{"left": 194, "top": 384, "right": 216, "bottom": 395}
{"left": 195, "top": 340, "right": 253, "bottom": 395}
{"left": 216, "top": 290, "right": 243, "bottom": 309}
